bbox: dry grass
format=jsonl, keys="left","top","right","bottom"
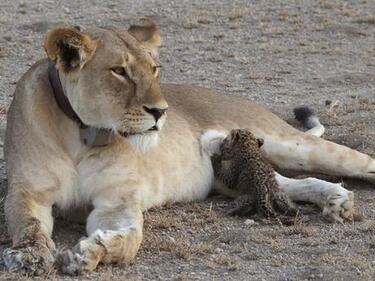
{"left": 214, "top": 254, "right": 240, "bottom": 271}
{"left": 228, "top": 10, "right": 243, "bottom": 21}
{"left": 181, "top": 17, "right": 200, "bottom": 29}
{"left": 197, "top": 16, "right": 212, "bottom": 25}
{"left": 281, "top": 222, "right": 317, "bottom": 238}
{"left": 318, "top": 252, "right": 370, "bottom": 272}
{"left": 0, "top": 273, "right": 33, "bottom": 281}
{"left": 174, "top": 276, "right": 192, "bottom": 281}
{"left": 142, "top": 233, "right": 213, "bottom": 260}
{"left": 353, "top": 17, "right": 375, "bottom": 25}
{"left": 144, "top": 202, "right": 222, "bottom": 231}
{"left": 318, "top": 0, "right": 337, "bottom": 9}
{"left": 368, "top": 234, "right": 375, "bottom": 249}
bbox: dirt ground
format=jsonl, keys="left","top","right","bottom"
{"left": 1, "top": 0, "right": 375, "bottom": 280}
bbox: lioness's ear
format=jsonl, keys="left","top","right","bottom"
{"left": 44, "top": 27, "right": 97, "bottom": 73}
{"left": 128, "top": 18, "right": 161, "bottom": 56}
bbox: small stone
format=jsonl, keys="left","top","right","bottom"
{"left": 107, "top": 3, "right": 117, "bottom": 8}
{"left": 63, "top": 7, "right": 70, "bottom": 13}
{"left": 197, "top": 17, "right": 212, "bottom": 24}
{"left": 214, "top": 247, "right": 223, "bottom": 254}
{"left": 244, "top": 219, "right": 255, "bottom": 225}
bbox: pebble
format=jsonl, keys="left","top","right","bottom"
{"left": 214, "top": 247, "right": 223, "bottom": 254}
{"left": 244, "top": 219, "right": 256, "bottom": 225}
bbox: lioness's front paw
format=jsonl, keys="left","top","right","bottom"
{"left": 2, "top": 244, "right": 55, "bottom": 275}
{"left": 56, "top": 249, "right": 94, "bottom": 276}
{"left": 322, "top": 187, "right": 354, "bottom": 223}
{"left": 56, "top": 237, "right": 104, "bottom": 275}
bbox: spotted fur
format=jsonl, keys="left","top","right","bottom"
{"left": 212, "top": 129, "right": 297, "bottom": 218}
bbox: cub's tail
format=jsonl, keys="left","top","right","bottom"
{"left": 293, "top": 106, "right": 325, "bottom": 137}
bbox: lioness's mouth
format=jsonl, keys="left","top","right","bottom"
{"left": 148, "top": 125, "right": 158, "bottom": 131}
{"left": 118, "top": 126, "right": 159, "bottom": 138}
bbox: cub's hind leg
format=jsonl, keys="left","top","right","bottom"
{"left": 228, "top": 195, "right": 257, "bottom": 217}
{"left": 272, "top": 191, "right": 297, "bottom": 216}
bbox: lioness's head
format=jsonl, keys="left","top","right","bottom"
{"left": 44, "top": 19, "right": 168, "bottom": 145}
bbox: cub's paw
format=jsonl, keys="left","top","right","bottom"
{"left": 228, "top": 204, "right": 256, "bottom": 217}
{"left": 2, "top": 243, "right": 55, "bottom": 276}
{"left": 322, "top": 187, "right": 354, "bottom": 223}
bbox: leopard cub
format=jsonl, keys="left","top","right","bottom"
{"left": 211, "top": 129, "right": 297, "bottom": 219}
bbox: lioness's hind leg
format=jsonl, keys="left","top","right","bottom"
{"left": 263, "top": 131, "right": 375, "bottom": 183}
{"left": 2, "top": 187, "right": 55, "bottom": 275}
{"left": 275, "top": 172, "right": 354, "bottom": 222}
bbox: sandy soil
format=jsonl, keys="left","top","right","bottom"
{"left": 1, "top": 0, "right": 375, "bottom": 280}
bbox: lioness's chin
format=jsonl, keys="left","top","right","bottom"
{"left": 126, "top": 132, "right": 160, "bottom": 152}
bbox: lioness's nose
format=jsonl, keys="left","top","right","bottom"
{"left": 143, "top": 106, "right": 168, "bottom": 122}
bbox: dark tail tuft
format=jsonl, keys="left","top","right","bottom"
{"left": 294, "top": 106, "right": 316, "bottom": 129}
{"left": 294, "top": 106, "right": 314, "bottom": 123}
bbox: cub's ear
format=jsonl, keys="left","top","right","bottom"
{"left": 257, "top": 138, "right": 265, "bottom": 148}
{"left": 128, "top": 18, "right": 161, "bottom": 56}
{"left": 44, "top": 27, "right": 97, "bottom": 73}
{"left": 231, "top": 130, "right": 241, "bottom": 145}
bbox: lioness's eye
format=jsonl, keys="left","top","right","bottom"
{"left": 111, "top": 66, "right": 128, "bottom": 79}
{"left": 152, "top": 65, "right": 161, "bottom": 77}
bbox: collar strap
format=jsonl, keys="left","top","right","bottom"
{"left": 48, "top": 61, "right": 87, "bottom": 128}
{"left": 47, "top": 60, "right": 113, "bottom": 146}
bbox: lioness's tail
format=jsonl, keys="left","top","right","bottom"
{"left": 293, "top": 106, "right": 325, "bottom": 137}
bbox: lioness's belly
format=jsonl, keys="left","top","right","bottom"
{"left": 136, "top": 138, "right": 215, "bottom": 210}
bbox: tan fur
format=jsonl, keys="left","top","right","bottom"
{"left": 4, "top": 22, "right": 375, "bottom": 275}
{"left": 44, "top": 27, "right": 97, "bottom": 72}
{"left": 128, "top": 17, "right": 162, "bottom": 56}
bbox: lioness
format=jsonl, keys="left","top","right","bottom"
{"left": 3, "top": 19, "right": 375, "bottom": 275}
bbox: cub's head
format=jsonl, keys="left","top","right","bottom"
{"left": 44, "top": 19, "right": 167, "bottom": 147}
{"left": 220, "top": 129, "right": 264, "bottom": 160}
